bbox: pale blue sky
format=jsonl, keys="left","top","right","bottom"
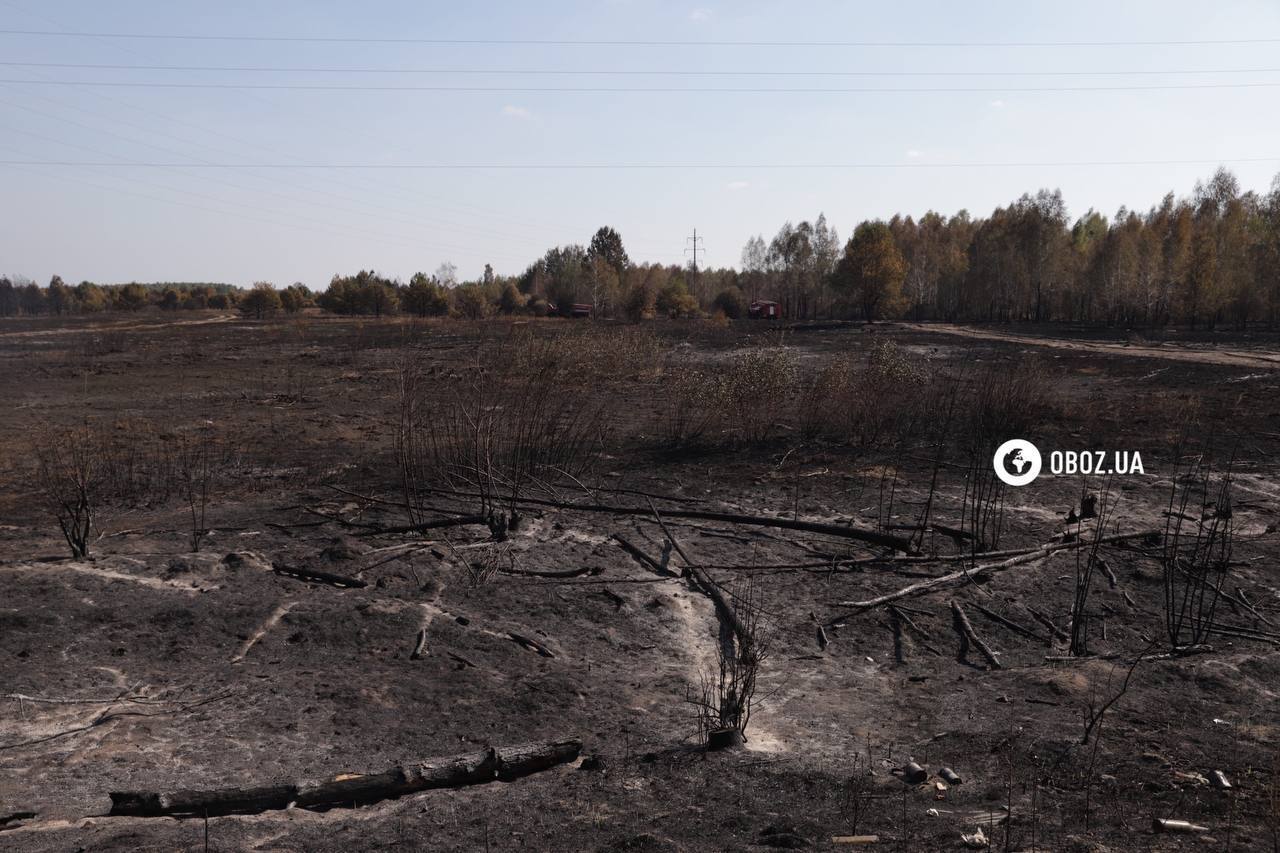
{"left": 2, "top": 0, "right": 1279, "bottom": 287}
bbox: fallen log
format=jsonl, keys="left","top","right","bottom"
{"left": 1209, "top": 625, "right": 1280, "bottom": 645}
{"left": 108, "top": 738, "right": 581, "bottom": 817}
{"left": 885, "top": 521, "right": 975, "bottom": 542}
{"left": 0, "top": 811, "right": 37, "bottom": 831}
{"left": 507, "top": 632, "right": 555, "bottom": 658}
{"left": 612, "top": 534, "right": 678, "bottom": 578}
{"left": 1234, "top": 587, "right": 1275, "bottom": 627}
{"left": 500, "top": 565, "right": 601, "bottom": 579}
{"left": 887, "top": 612, "right": 907, "bottom": 663}
{"left": 887, "top": 605, "right": 934, "bottom": 641}
{"left": 380, "top": 492, "right": 915, "bottom": 551}
{"left": 1026, "top": 607, "right": 1070, "bottom": 643}
{"left": 649, "top": 501, "right": 753, "bottom": 649}
{"left": 972, "top": 603, "right": 1049, "bottom": 644}
{"left": 110, "top": 784, "right": 297, "bottom": 818}
{"left": 951, "top": 600, "right": 1002, "bottom": 669}
{"left": 886, "top": 605, "right": 942, "bottom": 656}
{"left": 1098, "top": 558, "right": 1119, "bottom": 589}
{"left": 272, "top": 563, "right": 368, "bottom": 589}
{"left": 827, "top": 530, "right": 1158, "bottom": 622}
{"left": 410, "top": 629, "right": 428, "bottom": 660}
{"left": 354, "top": 515, "right": 490, "bottom": 538}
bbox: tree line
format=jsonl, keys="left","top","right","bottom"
{"left": 0, "top": 278, "right": 314, "bottom": 317}
{"left": 740, "top": 168, "right": 1280, "bottom": 328}
{"left": 6, "top": 168, "right": 1278, "bottom": 327}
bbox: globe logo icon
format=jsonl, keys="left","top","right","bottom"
{"left": 993, "top": 439, "right": 1042, "bottom": 486}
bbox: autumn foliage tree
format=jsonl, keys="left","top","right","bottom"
{"left": 832, "top": 221, "right": 907, "bottom": 320}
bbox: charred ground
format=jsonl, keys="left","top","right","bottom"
{"left": 1, "top": 313, "right": 1278, "bottom": 851}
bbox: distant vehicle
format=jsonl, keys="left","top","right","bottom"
{"left": 545, "top": 302, "right": 594, "bottom": 318}
{"left": 748, "top": 300, "right": 780, "bottom": 320}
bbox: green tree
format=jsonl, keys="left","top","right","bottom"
{"left": 541, "top": 245, "right": 589, "bottom": 315}
{"left": 279, "top": 283, "right": 310, "bottom": 313}
{"left": 319, "top": 270, "right": 397, "bottom": 316}
{"left": 20, "top": 281, "right": 47, "bottom": 315}
{"left": 47, "top": 276, "right": 77, "bottom": 315}
{"left": 453, "top": 283, "right": 493, "bottom": 319}
{"left": 318, "top": 275, "right": 360, "bottom": 314}
{"left": 656, "top": 277, "right": 699, "bottom": 318}
{"left": 0, "top": 278, "right": 16, "bottom": 316}
{"left": 239, "top": 282, "right": 282, "bottom": 319}
{"left": 588, "top": 226, "right": 630, "bottom": 278}
{"left": 158, "top": 287, "right": 182, "bottom": 310}
{"left": 832, "top": 221, "right": 907, "bottom": 320}
{"left": 361, "top": 279, "right": 399, "bottom": 317}
{"left": 711, "top": 285, "right": 747, "bottom": 319}
{"left": 402, "top": 273, "right": 451, "bottom": 317}
{"left": 497, "top": 281, "right": 527, "bottom": 315}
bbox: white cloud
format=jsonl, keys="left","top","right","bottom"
{"left": 502, "top": 105, "right": 531, "bottom": 119}
{"left": 989, "top": 99, "right": 1006, "bottom": 108}
{"left": 689, "top": 7, "right": 712, "bottom": 21}
{"left": 906, "top": 149, "right": 922, "bottom": 159}
{"left": 726, "top": 180, "right": 749, "bottom": 190}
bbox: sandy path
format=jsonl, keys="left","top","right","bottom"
{"left": 670, "top": 584, "right": 789, "bottom": 753}
{"left": 0, "top": 313, "right": 235, "bottom": 339}
{"left": 0, "top": 562, "right": 214, "bottom": 593}
{"left": 906, "top": 323, "right": 1280, "bottom": 369}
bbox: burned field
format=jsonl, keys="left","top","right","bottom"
{"left": 1, "top": 315, "right": 1278, "bottom": 851}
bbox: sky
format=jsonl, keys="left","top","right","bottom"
{"left": 2, "top": 0, "right": 1280, "bottom": 288}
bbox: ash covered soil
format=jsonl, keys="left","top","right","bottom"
{"left": 1, "top": 314, "right": 1278, "bottom": 851}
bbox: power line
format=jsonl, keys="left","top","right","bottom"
{"left": 0, "top": 3, "right": 599, "bottom": 238}
{"left": 0, "top": 88, "right": 558, "bottom": 249}
{"left": 5, "top": 79, "right": 1280, "bottom": 93}
{"left": 4, "top": 157, "right": 1277, "bottom": 169}
{"left": 2, "top": 28, "right": 1279, "bottom": 47}
{"left": 3, "top": 61, "right": 1280, "bottom": 77}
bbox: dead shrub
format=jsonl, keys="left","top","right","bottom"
{"left": 714, "top": 346, "right": 799, "bottom": 445}
{"left": 662, "top": 364, "right": 720, "bottom": 447}
{"left": 658, "top": 345, "right": 797, "bottom": 448}
{"left": 94, "top": 418, "right": 182, "bottom": 506}
{"left": 396, "top": 341, "right": 612, "bottom": 535}
{"left": 799, "top": 340, "right": 929, "bottom": 446}
{"left": 35, "top": 418, "right": 239, "bottom": 558}
{"left": 942, "top": 361, "right": 1053, "bottom": 554}
{"left": 174, "top": 426, "right": 230, "bottom": 553}
{"left": 508, "top": 324, "right": 664, "bottom": 383}
{"left": 442, "top": 537, "right": 513, "bottom": 587}
{"left": 1162, "top": 453, "right": 1234, "bottom": 649}
{"left": 81, "top": 328, "right": 130, "bottom": 358}
{"left": 841, "top": 741, "right": 881, "bottom": 837}
{"left": 963, "top": 359, "right": 1052, "bottom": 440}
{"left": 687, "top": 577, "right": 772, "bottom": 746}
{"left": 1068, "top": 478, "right": 1118, "bottom": 657}
{"left": 35, "top": 424, "right": 102, "bottom": 559}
